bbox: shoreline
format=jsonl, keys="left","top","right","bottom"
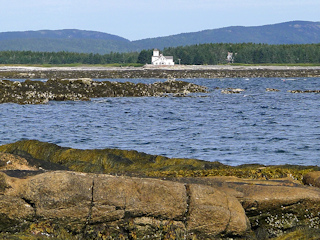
{"left": 1, "top": 140, "right": 320, "bottom": 239}
{"left": 1, "top": 65, "right": 320, "bottom": 79}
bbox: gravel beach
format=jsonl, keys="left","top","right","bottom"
{"left": 1, "top": 65, "right": 320, "bottom": 79}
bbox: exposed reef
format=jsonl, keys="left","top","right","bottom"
{"left": 1, "top": 66, "right": 319, "bottom": 104}
{"left": 287, "top": 89, "right": 320, "bottom": 93}
{"left": 0, "top": 78, "right": 208, "bottom": 104}
{"left": 1, "top": 140, "right": 320, "bottom": 239}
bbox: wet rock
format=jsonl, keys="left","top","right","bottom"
{"left": 221, "top": 88, "right": 245, "bottom": 94}
{"left": 288, "top": 89, "right": 320, "bottom": 93}
{"left": 266, "top": 88, "right": 280, "bottom": 92}
{"left": 0, "top": 79, "right": 208, "bottom": 104}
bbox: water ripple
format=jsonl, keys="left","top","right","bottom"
{"left": 0, "top": 77, "right": 319, "bottom": 166}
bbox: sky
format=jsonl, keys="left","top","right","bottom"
{"left": 1, "top": 0, "right": 319, "bottom": 41}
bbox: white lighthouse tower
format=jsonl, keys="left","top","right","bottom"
{"left": 153, "top": 49, "right": 160, "bottom": 57}
{"left": 151, "top": 49, "right": 174, "bottom": 66}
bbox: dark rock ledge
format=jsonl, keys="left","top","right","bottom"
{"left": 0, "top": 78, "right": 208, "bottom": 104}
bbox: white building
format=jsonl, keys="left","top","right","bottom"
{"left": 227, "top": 52, "right": 235, "bottom": 63}
{"left": 151, "top": 49, "right": 174, "bottom": 66}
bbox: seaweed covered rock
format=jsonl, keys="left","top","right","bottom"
{"left": 0, "top": 140, "right": 224, "bottom": 173}
{"left": 0, "top": 78, "right": 208, "bottom": 104}
{"left": 0, "top": 171, "right": 250, "bottom": 239}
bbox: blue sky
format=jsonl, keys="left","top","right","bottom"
{"left": 1, "top": 0, "right": 319, "bottom": 40}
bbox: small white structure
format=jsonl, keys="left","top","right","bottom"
{"left": 227, "top": 52, "right": 234, "bottom": 63}
{"left": 151, "top": 49, "right": 174, "bottom": 65}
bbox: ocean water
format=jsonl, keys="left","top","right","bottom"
{"left": 0, "top": 77, "right": 319, "bottom": 166}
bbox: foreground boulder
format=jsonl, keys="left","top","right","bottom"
{"left": 0, "top": 171, "right": 250, "bottom": 239}
{"left": 173, "top": 176, "right": 320, "bottom": 239}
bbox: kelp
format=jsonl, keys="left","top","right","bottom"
{"left": 0, "top": 140, "right": 220, "bottom": 174}
{"left": 0, "top": 140, "right": 319, "bottom": 181}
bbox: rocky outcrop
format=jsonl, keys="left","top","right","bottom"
{"left": 303, "top": 171, "right": 320, "bottom": 188}
{"left": 2, "top": 141, "right": 320, "bottom": 239}
{"left": 0, "top": 78, "right": 208, "bottom": 104}
{"left": 2, "top": 170, "right": 320, "bottom": 239}
{"left": 0, "top": 171, "right": 250, "bottom": 239}
{"left": 172, "top": 176, "right": 320, "bottom": 239}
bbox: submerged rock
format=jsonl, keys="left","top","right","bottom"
{"left": 0, "top": 79, "right": 208, "bottom": 104}
{"left": 221, "top": 88, "right": 245, "bottom": 94}
{"left": 266, "top": 88, "right": 280, "bottom": 92}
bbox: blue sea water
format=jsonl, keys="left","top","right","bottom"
{"left": 0, "top": 77, "right": 319, "bottom": 166}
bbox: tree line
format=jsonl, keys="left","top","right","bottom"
{"left": 1, "top": 43, "right": 320, "bottom": 65}
{"left": 0, "top": 51, "right": 139, "bottom": 65}
{"left": 159, "top": 43, "right": 320, "bottom": 65}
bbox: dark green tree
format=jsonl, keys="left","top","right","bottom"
{"left": 137, "top": 49, "right": 152, "bottom": 64}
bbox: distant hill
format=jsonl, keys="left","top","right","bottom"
{"left": 132, "top": 21, "right": 320, "bottom": 49}
{"left": 0, "top": 29, "right": 134, "bottom": 54}
{"left": 0, "top": 29, "right": 129, "bottom": 42}
{"left": 0, "top": 38, "right": 135, "bottom": 54}
{"left": 0, "top": 21, "right": 319, "bottom": 54}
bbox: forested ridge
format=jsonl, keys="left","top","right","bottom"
{"left": 1, "top": 43, "right": 320, "bottom": 65}
{"left": 1, "top": 21, "right": 320, "bottom": 53}
{"left": 162, "top": 43, "right": 320, "bottom": 65}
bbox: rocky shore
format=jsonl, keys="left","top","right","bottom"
{"left": 1, "top": 140, "right": 320, "bottom": 239}
{"left": 1, "top": 65, "right": 319, "bottom": 104}
{"left": 1, "top": 65, "right": 320, "bottom": 79}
